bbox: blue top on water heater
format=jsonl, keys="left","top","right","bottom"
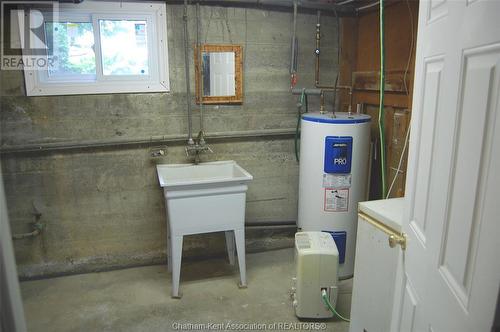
{"left": 302, "top": 112, "right": 371, "bottom": 124}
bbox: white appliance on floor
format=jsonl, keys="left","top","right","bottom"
{"left": 292, "top": 231, "right": 339, "bottom": 319}
{"left": 349, "top": 198, "right": 404, "bottom": 332}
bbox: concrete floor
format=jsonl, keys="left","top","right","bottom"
{"left": 20, "top": 248, "right": 351, "bottom": 332}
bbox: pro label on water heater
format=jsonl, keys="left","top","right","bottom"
{"left": 324, "top": 136, "right": 353, "bottom": 174}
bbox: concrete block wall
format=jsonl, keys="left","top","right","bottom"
{"left": 0, "top": 4, "right": 339, "bottom": 278}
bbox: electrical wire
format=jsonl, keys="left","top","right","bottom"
{"left": 386, "top": 120, "right": 411, "bottom": 198}
{"left": 321, "top": 289, "right": 350, "bottom": 322}
{"left": 402, "top": 0, "right": 414, "bottom": 96}
{"left": 223, "top": 7, "right": 233, "bottom": 44}
{"left": 379, "top": 0, "right": 387, "bottom": 198}
{"left": 204, "top": 7, "right": 214, "bottom": 43}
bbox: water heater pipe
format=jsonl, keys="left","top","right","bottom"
{"left": 313, "top": 10, "right": 351, "bottom": 114}
{"left": 313, "top": 11, "right": 339, "bottom": 90}
{"left": 314, "top": 10, "right": 321, "bottom": 86}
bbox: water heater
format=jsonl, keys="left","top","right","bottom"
{"left": 298, "top": 112, "right": 371, "bottom": 278}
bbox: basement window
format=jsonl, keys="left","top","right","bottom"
{"left": 22, "top": 1, "right": 169, "bottom": 96}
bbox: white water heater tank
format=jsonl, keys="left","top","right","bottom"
{"left": 298, "top": 112, "right": 371, "bottom": 278}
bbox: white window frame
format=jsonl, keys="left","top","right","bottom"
{"left": 23, "top": 1, "right": 169, "bottom": 96}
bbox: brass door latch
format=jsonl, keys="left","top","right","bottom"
{"left": 388, "top": 233, "right": 407, "bottom": 251}
{"left": 358, "top": 212, "right": 407, "bottom": 251}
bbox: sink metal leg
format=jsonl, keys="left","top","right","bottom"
{"left": 234, "top": 229, "right": 247, "bottom": 288}
{"left": 171, "top": 235, "right": 183, "bottom": 298}
{"left": 225, "top": 231, "right": 235, "bottom": 265}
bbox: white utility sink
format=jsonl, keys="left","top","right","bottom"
{"left": 156, "top": 160, "right": 253, "bottom": 190}
{"left": 156, "top": 160, "right": 253, "bottom": 298}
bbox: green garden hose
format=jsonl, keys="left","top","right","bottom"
{"left": 321, "top": 289, "right": 350, "bottom": 322}
{"left": 379, "top": 0, "right": 387, "bottom": 198}
{"left": 294, "top": 89, "right": 308, "bottom": 162}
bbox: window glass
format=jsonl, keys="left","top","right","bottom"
{"left": 23, "top": 2, "right": 169, "bottom": 96}
{"left": 99, "top": 19, "right": 149, "bottom": 76}
{"left": 45, "top": 22, "right": 96, "bottom": 77}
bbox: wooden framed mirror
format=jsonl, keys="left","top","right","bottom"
{"left": 195, "top": 44, "right": 243, "bottom": 104}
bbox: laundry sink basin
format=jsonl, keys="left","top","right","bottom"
{"left": 155, "top": 160, "right": 253, "bottom": 298}
{"left": 156, "top": 160, "right": 253, "bottom": 190}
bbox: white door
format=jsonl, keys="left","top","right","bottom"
{"left": 391, "top": 1, "right": 500, "bottom": 331}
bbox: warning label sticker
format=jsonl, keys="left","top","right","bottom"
{"left": 322, "top": 173, "right": 352, "bottom": 189}
{"left": 324, "top": 188, "right": 349, "bottom": 212}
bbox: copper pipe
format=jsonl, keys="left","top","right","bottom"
{"left": 320, "top": 91, "right": 325, "bottom": 113}
{"left": 313, "top": 11, "right": 354, "bottom": 113}
{"left": 316, "top": 85, "right": 354, "bottom": 113}
{"left": 314, "top": 11, "right": 321, "bottom": 86}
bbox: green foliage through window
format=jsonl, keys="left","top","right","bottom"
{"left": 99, "top": 20, "right": 149, "bottom": 76}
{"left": 45, "top": 22, "right": 96, "bottom": 76}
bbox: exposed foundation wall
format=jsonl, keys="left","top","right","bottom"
{"left": 0, "top": 4, "right": 339, "bottom": 278}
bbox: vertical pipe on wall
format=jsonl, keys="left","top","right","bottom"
{"left": 196, "top": 2, "right": 204, "bottom": 136}
{"left": 183, "top": 0, "right": 194, "bottom": 145}
{"left": 289, "top": 0, "right": 298, "bottom": 88}
{"left": 314, "top": 10, "right": 321, "bottom": 86}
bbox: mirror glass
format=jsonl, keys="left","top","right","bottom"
{"left": 202, "top": 51, "right": 236, "bottom": 97}
{"left": 195, "top": 44, "right": 242, "bottom": 104}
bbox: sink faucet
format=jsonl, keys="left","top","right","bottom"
{"left": 185, "top": 130, "right": 212, "bottom": 164}
{"left": 197, "top": 130, "right": 206, "bottom": 146}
